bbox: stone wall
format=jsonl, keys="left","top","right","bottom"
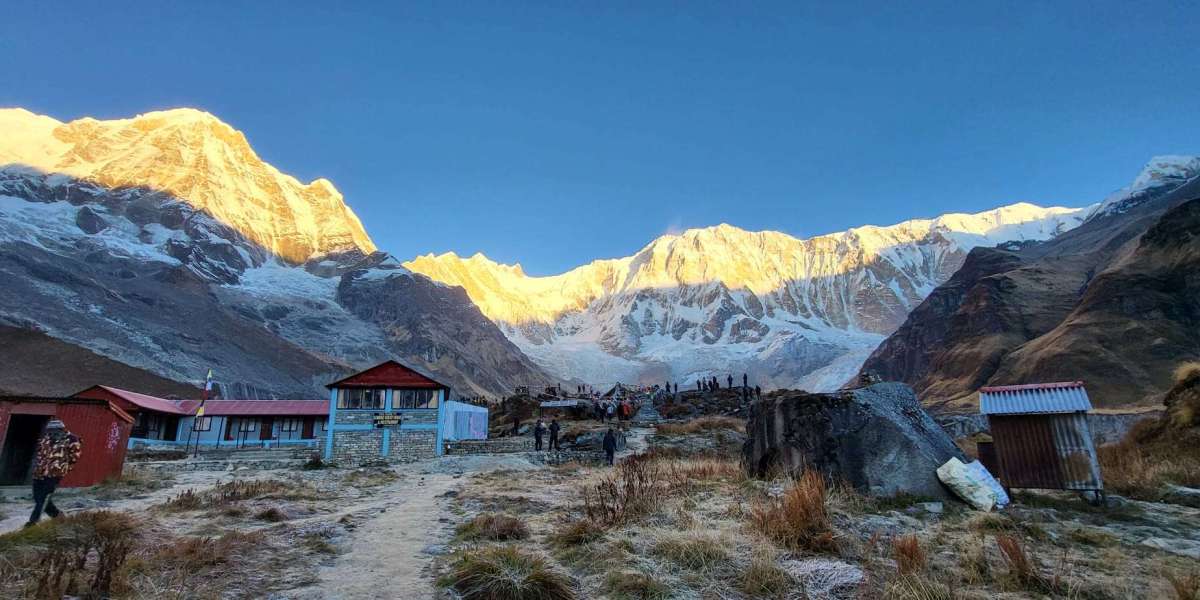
{"left": 387, "top": 429, "right": 437, "bottom": 462}
{"left": 334, "top": 409, "right": 437, "bottom": 426}
{"left": 444, "top": 438, "right": 533, "bottom": 455}
{"left": 331, "top": 429, "right": 383, "bottom": 464}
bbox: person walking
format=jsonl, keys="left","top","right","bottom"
{"left": 727, "top": 374, "right": 733, "bottom": 389}
{"left": 743, "top": 373, "right": 748, "bottom": 388}
{"left": 696, "top": 379, "right": 701, "bottom": 391}
{"left": 26, "top": 419, "right": 82, "bottom": 527}
{"left": 548, "top": 419, "right": 561, "bottom": 451}
{"left": 512, "top": 416, "right": 521, "bottom": 436}
{"left": 673, "top": 382, "right": 677, "bottom": 394}
{"left": 755, "top": 385, "right": 761, "bottom": 398}
{"left": 534, "top": 419, "right": 546, "bottom": 451}
{"left": 602, "top": 428, "right": 617, "bottom": 466}
{"left": 606, "top": 402, "right": 615, "bottom": 422}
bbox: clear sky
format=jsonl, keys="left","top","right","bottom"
{"left": 2, "top": 2, "right": 1198, "bottom": 274}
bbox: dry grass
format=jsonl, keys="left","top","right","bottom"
{"left": 739, "top": 549, "right": 794, "bottom": 598}
{"left": 548, "top": 519, "right": 605, "bottom": 548}
{"left": 603, "top": 571, "right": 670, "bottom": 599}
{"left": 655, "top": 416, "right": 745, "bottom": 436}
{"left": 457, "top": 513, "right": 530, "bottom": 541}
{"left": 124, "top": 531, "right": 265, "bottom": 597}
{"left": 885, "top": 575, "right": 953, "bottom": 600}
{"left": 892, "top": 534, "right": 926, "bottom": 576}
{"left": 162, "top": 478, "right": 318, "bottom": 511}
{"left": 90, "top": 471, "right": 175, "bottom": 500}
{"left": 445, "top": 545, "right": 576, "bottom": 600}
{"left": 0, "top": 510, "right": 139, "bottom": 600}
{"left": 650, "top": 532, "right": 730, "bottom": 572}
{"left": 1167, "top": 570, "right": 1200, "bottom": 600}
{"left": 748, "top": 470, "right": 838, "bottom": 554}
{"left": 582, "top": 457, "right": 664, "bottom": 527}
{"left": 995, "top": 533, "right": 1062, "bottom": 594}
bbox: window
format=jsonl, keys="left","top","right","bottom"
{"left": 393, "top": 388, "right": 439, "bottom": 409}
{"left": 192, "top": 417, "right": 213, "bottom": 431}
{"left": 237, "top": 419, "right": 257, "bottom": 432}
{"left": 318, "top": 418, "right": 327, "bottom": 431}
{"left": 280, "top": 418, "right": 301, "bottom": 432}
{"left": 337, "top": 388, "right": 385, "bottom": 410}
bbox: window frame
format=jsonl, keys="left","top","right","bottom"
{"left": 336, "top": 387, "right": 385, "bottom": 410}
{"left": 279, "top": 418, "right": 300, "bottom": 433}
{"left": 392, "top": 388, "right": 439, "bottom": 410}
{"left": 192, "top": 416, "right": 213, "bottom": 432}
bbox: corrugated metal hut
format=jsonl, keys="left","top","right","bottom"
{"left": 979, "top": 381, "right": 1104, "bottom": 493}
{"left": 0, "top": 396, "right": 133, "bottom": 487}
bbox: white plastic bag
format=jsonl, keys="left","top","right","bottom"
{"left": 964, "top": 459, "right": 1009, "bottom": 508}
{"left": 937, "top": 457, "right": 997, "bottom": 511}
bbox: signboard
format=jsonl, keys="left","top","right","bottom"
{"left": 372, "top": 413, "right": 402, "bottom": 428}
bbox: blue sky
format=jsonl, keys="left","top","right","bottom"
{"left": 2, "top": 2, "right": 1198, "bottom": 274}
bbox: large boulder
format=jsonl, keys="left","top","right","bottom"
{"left": 743, "top": 383, "right": 964, "bottom": 500}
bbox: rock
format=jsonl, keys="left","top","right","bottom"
{"left": 781, "top": 557, "right": 864, "bottom": 600}
{"left": 74, "top": 206, "right": 109, "bottom": 234}
{"left": 421, "top": 544, "right": 449, "bottom": 556}
{"left": 1141, "top": 537, "right": 1200, "bottom": 560}
{"left": 744, "top": 382, "right": 964, "bottom": 500}
{"left": 915, "top": 502, "right": 944, "bottom": 514}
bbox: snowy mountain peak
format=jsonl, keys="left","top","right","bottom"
{"left": 0, "top": 107, "right": 376, "bottom": 263}
{"left": 1089, "top": 155, "right": 1200, "bottom": 219}
{"left": 404, "top": 201, "right": 1092, "bottom": 390}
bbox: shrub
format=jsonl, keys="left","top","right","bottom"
{"left": 446, "top": 546, "right": 575, "bottom": 600}
{"left": 457, "top": 513, "right": 530, "bottom": 541}
{"left": 90, "top": 471, "right": 174, "bottom": 500}
{"left": 604, "top": 571, "right": 670, "bottom": 600}
{"left": 748, "top": 470, "right": 837, "bottom": 554}
{"left": 892, "top": 534, "right": 926, "bottom": 576}
{"left": 301, "top": 453, "right": 325, "bottom": 470}
{"left": 2, "top": 511, "right": 140, "bottom": 600}
{"left": 582, "top": 458, "right": 663, "bottom": 527}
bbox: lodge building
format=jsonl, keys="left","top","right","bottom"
{"left": 0, "top": 359, "right": 488, "bottom": 487}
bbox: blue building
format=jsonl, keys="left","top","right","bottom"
{"left": 324, "top": 360, "right": 456, "bottom": 464}
{"left": 73, "top": 386, "right": 327, "bottom": 449}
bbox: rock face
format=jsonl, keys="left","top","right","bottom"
{"left": 744, "top": 383, "right": 963, "bottom": 499}
{"left": 0, "top": 108, "right": 554, "bottom": 398}
{"left": 407, "top": 205, "right": 1090, "bottom": 391}
{"left": 859, "top": 157, "right": 1200, "bottom": 410}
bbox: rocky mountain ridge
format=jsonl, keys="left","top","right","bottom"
{"left": 0, "top": 108, "right": 551, "bottom": 398}
{"left": 859, "top": 155, "right": 1200, "bottom": 410}
{"left": 406, "top": 203, "right": 1092, "bottom": 390}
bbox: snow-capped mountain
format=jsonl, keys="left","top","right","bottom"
{"left": 1087, "top": 155, "right": 1200, "bottom": 220}
{"left": 406, "top": 204, "right": 1092, "bottom": 390}
{"left": 0, "top": 107, "right": 551, "bottom": 397}
{"left": 0, "top": 107, "right": 375, "bottom": 264}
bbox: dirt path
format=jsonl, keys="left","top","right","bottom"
{"left": 292, "top": 454, "right": 543, "bottom": 600}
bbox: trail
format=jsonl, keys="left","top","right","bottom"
{"left": 292, "top": 454, "right": 542, "bottom": 600}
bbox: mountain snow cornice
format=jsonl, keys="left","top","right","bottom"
{"left": 0, "top": 107, "right": 376, "bottom": 263}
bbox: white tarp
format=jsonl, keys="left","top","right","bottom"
{"left": 443, "top": 401, "right": 488, "bottom": 441}
{"left": 937, "top": 457, "right": 1009, "bottom": 511}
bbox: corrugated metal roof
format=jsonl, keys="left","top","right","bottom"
{"left": 979, "top": 381, "right": 1092, "bottom": 415}
{"left": 95, "top": 386, "right": 191, "bottom": 415}
{"left": 176, "top": 399, "right": 328, "bottom": 416}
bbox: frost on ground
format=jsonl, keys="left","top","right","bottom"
{"left": 1, "top": 421, "right": 1198, "bottom": 599}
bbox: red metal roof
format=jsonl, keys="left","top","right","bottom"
{"left": 176, "top": 399, "right": 327, "bottom": 416}
{"left": 326, "top": 360, "right": 448, "bottom": 389}
{"left": 979, "top": 381, "right": 1085, "bottom": 393}
{"left": 75, "top": 385, "right": 191, "bottom": 415}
